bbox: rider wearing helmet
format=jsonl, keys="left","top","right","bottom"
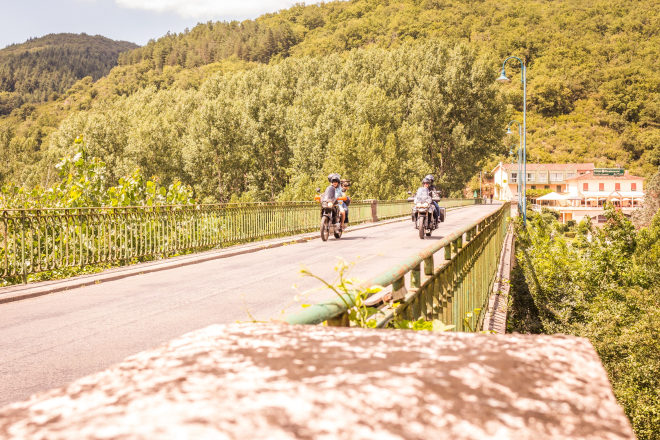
{"left": 322, "top": 173, "right": 346, "bottom": 230}
{"left": 425, "top": 174, "right": 441, "bottom": 220}
{"left": 419, "top": 178, "right": 437, "bottom": 219}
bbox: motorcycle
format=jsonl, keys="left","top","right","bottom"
{"left": 407, "top": 188, "right": 445, "bottom": 239}
{"left": 315, "top": 188, "right": 347, "bottom": 241}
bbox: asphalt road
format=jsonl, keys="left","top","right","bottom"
{"left": 0, "top": 204, "right": 501, "bottom": 406}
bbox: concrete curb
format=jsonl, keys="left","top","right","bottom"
{"left": 0, "top": 204, "right": 478, "bottom": 305}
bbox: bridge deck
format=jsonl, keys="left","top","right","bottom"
{"left": 0, "top": 204, "right": 501, "bottom": 406}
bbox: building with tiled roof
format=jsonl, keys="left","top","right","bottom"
{"left": 492, "top": 162, "right": 595, "bottom": 201}
{"left": 492, "top": 163, "right": 646, "bottom": 225}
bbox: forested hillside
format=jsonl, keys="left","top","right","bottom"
{"left": 48, "top": 42, "right": 504, "bottom": 202}
{"left": 2, "top": 0, "right": 660, "bottom": 199}
{"left": 0, "top": 34, "right": 137, "bottom": 115}
{"left": 112, "top": 0, "right": 660, "bottom": 178}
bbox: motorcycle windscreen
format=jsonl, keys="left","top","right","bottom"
{"left": 321, "top": 185, "right": 337, "bottom": 203}
{"left": 414, "top": 187, "right": 432, "bottom": 204}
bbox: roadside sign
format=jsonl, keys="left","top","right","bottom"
{"left": 593, "top": 168, "right": 624, "bottom": 176}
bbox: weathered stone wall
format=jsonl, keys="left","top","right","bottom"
{"left": 0, "top": 324, "right": 634, "bottom": 439}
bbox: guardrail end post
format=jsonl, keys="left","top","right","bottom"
{"left": 326, "top": 312, "right": 350, "bottom": 327}
{"left": 370, "top": 200, "right": 379, "bottom": 223}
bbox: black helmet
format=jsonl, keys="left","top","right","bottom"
{"left": 328, "top": 173, "right": 341, "bottom": 183}
{"left": 422, "top": 177, "right": 431, "bottom": 185}
{"left": 425, "top": 174, "right": 435, "bottom": 183}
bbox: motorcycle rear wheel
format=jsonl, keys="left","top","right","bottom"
{"left": 418, "top": 217, "right": 425, "bottom": 239}
{"left": 321, "top": 216, "right": 330, "bottom": 241}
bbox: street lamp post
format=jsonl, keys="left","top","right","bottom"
{"left": 507, "top": 120, "right": 522, "bottom": 217}
{"left": 498, "top": 57, "right": 527, "bottom": 225}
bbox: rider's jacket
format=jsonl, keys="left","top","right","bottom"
{"left": 321, "top": 185, "right": 338, "bottom": 203}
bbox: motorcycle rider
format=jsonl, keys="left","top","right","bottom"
{"left": 322, "top": 173, "right": 346, "bottom": 230}
{"left": 420, "top": 177, "right": 438, "bottom": 221}
{"left": 340, "top": 180, "right": 351, "bottom": 225}
{"left": 425, "top": 174, "right": 441, "bottom": 220}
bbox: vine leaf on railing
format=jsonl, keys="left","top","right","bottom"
{"left": 290, "top": 256, "right": 385, "bottom": 328}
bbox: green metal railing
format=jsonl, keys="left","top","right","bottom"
{"left": 0, "top": 198, "right": 480, "bottom": 283}
{"left": 284, "top": 202, "right": 510, "bottom": 332}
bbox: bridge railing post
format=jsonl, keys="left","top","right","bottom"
{"left": 370, "top": 200, "right": 379, "bottom": 223}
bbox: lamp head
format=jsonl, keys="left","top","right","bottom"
{"left": 496, "top": 69, "right": 510, "bottom": 83}
{"left": 506, "top": 126, "right": 513, "bottom": 135}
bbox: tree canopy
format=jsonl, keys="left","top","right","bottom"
{"left": 46, "top": 41, "right": 506, "bottom": 202}
{"left": 3, "top": 0, "right": 660, "bottom": 196}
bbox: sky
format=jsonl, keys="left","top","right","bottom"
{"left": 0, "top": 0, "right": 298, "bottom": 48}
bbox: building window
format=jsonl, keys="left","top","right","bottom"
{"left": 544, "top": 185, "right": 550, "bottom": 189}
{"left": 527, "top": 173, "right": 535, "bottom": 182}
{"left": 583, "top": 183, "right": 588, "bottom": 191}
{"left": 599, "top": 183, "right": 604, "bottom": 191}
{"left": 531, "top": 185, "right": 536, "bottom": 189}
{"left": 615, "top": 183, "right": 620, "bottom": 191}
{"left": 538, "top": 173, "right": 547, "bottom": 183}
{"left": 632, "top": 183, "right": 637, "bottom": 191}
{"left": 550, "top": 173, "right": 563, "bottom": 182}
{"left": 567, "top": 172, "right": 576, "bottom": 179}
{"left": 597, "top": 215, "right": 606, "bottom": 224}
{"left": 556, "top": 185, "right": 562, "bottom": 192}
{"left": 510, "top": 173, "right": 517, "bottom": 183}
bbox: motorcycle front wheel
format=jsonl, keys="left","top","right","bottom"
{"left": 418, "top": 217, "right": 426, "bottom": 239}
{"left": 321, "top": 216, "right": 330, "bottom": 241}
{"left": 334, "top": 227, "right": 342, "bottom": 239}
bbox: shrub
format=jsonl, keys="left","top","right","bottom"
{"left": 513, "top": 205, "right": 660, "bottom": 438}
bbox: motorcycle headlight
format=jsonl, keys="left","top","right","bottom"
{"left": 416, "top": 203, "right": 423, "bottom": 208}
{"left": 325, "top": 202, "right": 333, "bottom": 208}
{"left": 422, "top": 202, "right": 429, "bottom": 208}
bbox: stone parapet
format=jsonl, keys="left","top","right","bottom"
{"left": 0, "top": 324, "right": 634, "bottom": 439}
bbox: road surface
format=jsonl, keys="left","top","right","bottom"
{"left": 0, "top": 204, "right": 501, "bottom": 406}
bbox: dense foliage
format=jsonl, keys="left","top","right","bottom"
{"left": 0, "top": 34, "right": 137, "bottom": 116}
{"left": 35, "top": 41, "right": 505, "bottom": 202}
{"left": 0, "top": 137, "right": 193, "bottom": 210}
{"left": 512, "top": 184, "right": 660, "bottom": 439}
{"left": 3, "top": 0, "right": 660, "bottom": 196}
{"left": 113, "top": 0, "right": 660, "bottom": 178}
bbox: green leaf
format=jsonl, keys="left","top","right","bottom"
{"left": 412, "top": 318, "right": 433, "bottom": 331}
